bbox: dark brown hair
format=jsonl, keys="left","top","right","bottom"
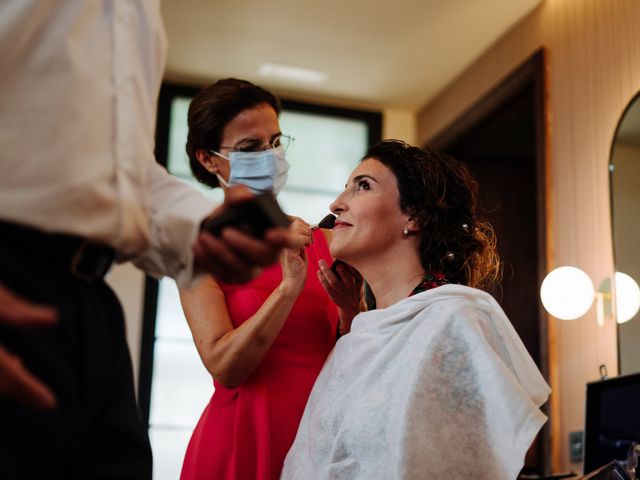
{"left": 363, "top": 140, "right": 500, "bottom": 290}
{"left": 185, "top": 78, "right": 281, "bottom": 188}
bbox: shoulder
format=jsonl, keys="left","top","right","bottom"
{"left": 407, "top": 285, "right": 507, "bottom": 343}
{"left": 186, "top": 273, "right": 223, "bottom": 295}
{"left": 410, "top": 285, "right": 499, "bottom": 322}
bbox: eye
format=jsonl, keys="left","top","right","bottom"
{"left": 357, "top": 179, "right": 371, "bottom": 191}
{"left": 235, "top": 140, "right": 262, "bottom": 152}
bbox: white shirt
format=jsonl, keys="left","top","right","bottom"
{"left": 0, "top": 0, "right": 215, "bottom": 287}
{"left": 282, "top": 285, "right": 551, "bottom": 480}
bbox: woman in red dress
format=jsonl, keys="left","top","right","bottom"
{"left": 179, "top": 78, "right": 362, "bottom": 479}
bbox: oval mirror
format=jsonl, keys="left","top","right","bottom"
{"left": 611, "top": 91, "right": 640, "bottom": 374}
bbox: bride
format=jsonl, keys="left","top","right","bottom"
{"left": 282, "top": 140, "right": 551, "bottom": 480}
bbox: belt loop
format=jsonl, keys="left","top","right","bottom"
{"left": 70, "top": 242, "right": 114, "bottom": 282}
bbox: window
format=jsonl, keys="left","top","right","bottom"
{"left": 140, "top": 83, "right": 381, "bottom": 479}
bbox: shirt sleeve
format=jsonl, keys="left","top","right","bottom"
{"left": 132, "top": 161, "right": 216, "bottom": 288}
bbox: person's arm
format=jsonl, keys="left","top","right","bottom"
{"left": 0, "top": 284, "right": 57, "bottom": 410}
{"left": 180, "top": 219, "right": 311, "bottom": 388}
{"left": 135, "top": 162, "right": 303, "bottom": 287}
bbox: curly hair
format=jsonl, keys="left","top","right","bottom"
{"left": 363, "top": 140, "right": 501, "bottom": 290}
{"left": 185, "top": 78, "right": 281, "bottom": 188}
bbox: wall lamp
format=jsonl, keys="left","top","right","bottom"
{"left": 540, "top": 266, "right": 640, "bottom": 325}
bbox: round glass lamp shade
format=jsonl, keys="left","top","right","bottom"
{"left": 615, "top": 272, "right": 640, "bottom": 323}
{"left": 540, "top": 266, "right": 595, "bottom": 320}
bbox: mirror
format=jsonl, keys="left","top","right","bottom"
{"left": 611, "top": 91, "right": 640, "bottom": 375}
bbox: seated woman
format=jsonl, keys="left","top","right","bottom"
{"left": 179, "top": 78, "right": 363, "bottom": 480}
{"left": 282, "top": 140, "right": 551, "bottom": 480}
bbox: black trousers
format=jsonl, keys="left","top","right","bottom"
{"left": 0, "top": 222, "right": 152, "bottom": 479}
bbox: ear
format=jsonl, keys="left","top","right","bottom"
{"left": 405, "top": 217, "right": 420, "bottom": 234}
{"left": 195, "top": 149, "right": 222, "bottom": 174}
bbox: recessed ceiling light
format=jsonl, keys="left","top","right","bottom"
{"left": 258, "top": 63, "right": 328, "bottom": 85}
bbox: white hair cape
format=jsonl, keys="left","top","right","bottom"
{"left": 282, "top": 284, "right": 550, "bottom": 480}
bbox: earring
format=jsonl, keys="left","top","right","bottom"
{"left": 402, "top": 227, "right": 409, "bottom": 236}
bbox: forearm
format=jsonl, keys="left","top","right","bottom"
{"left": 134, "top": 161, "right": 215, "bottom": 287}
{"left": 204, "top": 282, "right": 300, "bottom": 388}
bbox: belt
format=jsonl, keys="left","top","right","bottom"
{"left": 0, "top": 220, "right": 115, "bottom": 282}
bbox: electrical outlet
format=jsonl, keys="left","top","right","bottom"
{"left": 569, "top": 430, "right": 584, "bottom": 463}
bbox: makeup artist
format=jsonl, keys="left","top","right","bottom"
{"left": 178, "top": 78, "right": 363, "bottom": 480}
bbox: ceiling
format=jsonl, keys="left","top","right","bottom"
{"left": 161, "top": 0, "right": 542, "bottom": 111}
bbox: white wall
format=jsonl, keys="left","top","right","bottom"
{"left": 106, "top": 263, "right": 146, "bottom": 393}
{"left": 383, "top": 108, "right": 416, "bottom": 143}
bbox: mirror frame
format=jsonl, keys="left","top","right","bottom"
{"left": 609, "top": 90, "right": 640, "bottom": 374}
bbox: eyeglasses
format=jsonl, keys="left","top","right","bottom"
{"left": 218, "top": 134, "right": 294, "bottom": 153}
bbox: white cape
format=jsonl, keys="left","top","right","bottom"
{"left": 282, "top": 284, "right": 550, "bottom": 480}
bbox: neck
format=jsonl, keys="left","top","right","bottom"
{"left": 351, "top": 246, "right": 425, "bottom": 309}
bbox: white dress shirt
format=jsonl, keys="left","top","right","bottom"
{"left": 0, "top": 0, "right": 214, "bottom": 287}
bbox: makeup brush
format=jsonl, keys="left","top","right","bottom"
{"left": 311, "top": 214, "right": 336, "bottom": 230}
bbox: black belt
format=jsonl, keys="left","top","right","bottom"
{"left": 0, "top": 220, "right": 115, "bottom": 282}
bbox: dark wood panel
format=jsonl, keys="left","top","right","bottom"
{"left": 425, "top": 49, "right": 549, "bottom": 475}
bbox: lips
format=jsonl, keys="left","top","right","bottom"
{"left": 333, "top": 220, "right": 352, "bottom": 230}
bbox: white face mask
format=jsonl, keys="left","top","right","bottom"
{"left": 212, "top": 146, "right": 289, "bottom": 195}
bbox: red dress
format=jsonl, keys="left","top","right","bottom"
{"left": 180, "top": 229, "right": 339, "bottom": 480}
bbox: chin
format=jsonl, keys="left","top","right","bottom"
{"left": 330, "top": 249, "right": 361, "bottom": 270}
{"left": 329, "top": 239, "right": 349, "bottom": 262}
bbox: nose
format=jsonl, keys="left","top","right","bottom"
{"left": 330, "top": 190, "right": 347, "bottom": 215}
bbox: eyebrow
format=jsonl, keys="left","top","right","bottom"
{"left": 345, "top": 174, "right": 378, "bottom": 188}
{"left": 236, "top": 132, "right": 282, "bottom": 144}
